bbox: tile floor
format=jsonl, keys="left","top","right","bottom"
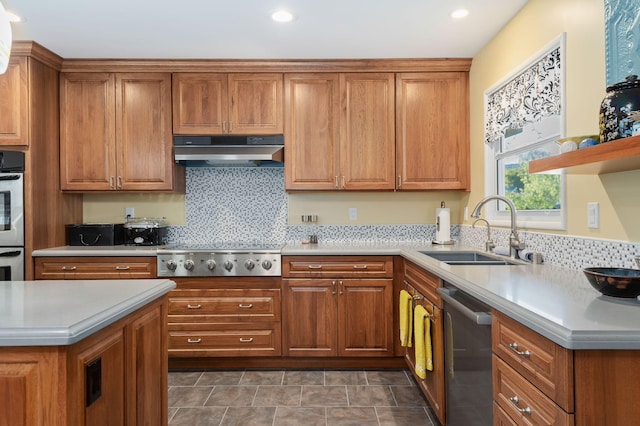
{"left": 168, "top": 369, "right": 439, "bottom": 426}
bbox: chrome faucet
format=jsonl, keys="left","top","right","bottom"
{"left": 472, "top": 218, "right": 495, "bottom": 253}
{"left": 471, "top": 195, "right": 525, "bottom": 259}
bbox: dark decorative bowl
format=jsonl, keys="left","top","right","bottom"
{"left": 583, "top": 267, "right": 640, "bottom": 298}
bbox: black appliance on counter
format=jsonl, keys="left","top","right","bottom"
{"left": 66, "top": 224, "right": 125, "bottom": 246}
{"left": 124, "top": 217, "right": 167, "bottom": 246}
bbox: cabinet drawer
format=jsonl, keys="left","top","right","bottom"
{"left": 34, "top": 257, "right": 157, "bottom": 279}
{"left": 494, "top": 356, "right": 574, "bottom": 425}
{"left": 403, "top": 260, "right": 442, "bottom": 307}
{"left": 282, "top": 256, "right": 393, "bottom": 278}
{"left": 492, "top": 311, "right": 573, "bottom": 411}
{"left": 169, "top": 326, "right": 281, "bottom": 357}
{"left": 169, "top": 289, "right": 280, "bottom": 321}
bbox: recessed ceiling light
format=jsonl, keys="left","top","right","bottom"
{"left": 271, "top": 9, "right": 294, "bottom": 23}
{"left": 451, "top": 8, "right": 469, "bottom": 19}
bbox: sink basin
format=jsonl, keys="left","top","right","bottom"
{"left": 418, "top": 251, "right": 522, "bottom": 265}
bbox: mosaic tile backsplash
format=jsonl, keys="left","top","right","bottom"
{"left": 168, "top": 167, "right": 640, "bottom": 272}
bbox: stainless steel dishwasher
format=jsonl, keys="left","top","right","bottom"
{"left": 436, "top": 282, "right": 493, "bottom": 426}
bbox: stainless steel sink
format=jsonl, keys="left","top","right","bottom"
{"left": 418, "top": 251, "right": 522, "bottom": 265}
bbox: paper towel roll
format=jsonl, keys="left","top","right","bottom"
{"left": 435, "top": 208, "right": 451, "bottom": 242}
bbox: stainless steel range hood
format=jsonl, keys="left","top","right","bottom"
{"left": 173, "top": 135, "right": 284, "bottom": 164}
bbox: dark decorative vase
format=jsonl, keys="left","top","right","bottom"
{"left": 599, "top": 75, "right": 640, "bottom": 142}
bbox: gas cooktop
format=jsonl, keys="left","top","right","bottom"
{"left": 157, "top": 242, "right": 283, "bottom": 277}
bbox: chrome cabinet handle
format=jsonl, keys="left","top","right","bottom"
{"left": 508, "top": 396, "right": 532, "bottom": 415}
{"left": 117, "top": 176, "right": 123, "bottom": 189}
{"left": 115, "top": 266, "right": 130, "bottom": 270}
{"left": 109, "top": 176, "right": 115, "bottom": 189}
{"left": 338, "top": 280, "right": 344, "bottom": 295}
{"left": 331, "top": 281, "right": 337, "bottom": 295}
{"left": 187, "top": 304, "right": 202, "bottom": 309}
{"left": 335, "top": 176, "right": 339, "bottom": 188}
{"left": 397, "top": 175, "right": 402, "bottom": 188}
{"left": 307, "top": 265, "right": 323, "bottom": 269}
{"left": 239, "top": 337, "right": 253, "bottom": 343}
{"left": 341, "top": 176, "right": 345, "bottom": 188}
{"left": 353, "top": 265, "right": 368, "bottom": 269}
{"left": 61, "top": 266, "right": 77, "bottom": 271}
{"left": 508, "top": 342, "right": 531, "bottom": 357}
{"left": 238, "top": 303, "right": 253, "bottom": 309}
{"left": 229, "top": 120, "right": 233, "bottom": 132}
{"left": 222, "top": 121, "right": 227, "bottom": 133}
{"left": 187, "top": 338, "right": 202, "bottom": 344}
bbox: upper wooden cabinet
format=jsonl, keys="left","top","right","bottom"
{"left": 172, "top": 73, "right": 283, "bottom": 135}
{"left": 285, "top": 73, "right": 395, "bottom": 190}
{"left": 396, "top": 72, "right": 470, "bottom": 190}
{"left": 60, "top": 72, "right": 184, "bottom": 192}
{"left": 0, "top": 56, "right": 29, "bottom": 146}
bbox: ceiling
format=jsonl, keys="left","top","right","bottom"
{"left": 4, "top": 0, "right": 528, "bottom": 60}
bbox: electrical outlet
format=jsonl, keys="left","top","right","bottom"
{"left": 125, "top": 207, "right": 135, "bottom": 219}
{"left": 349, "top": 207, "right": 358, "bottom": 221}
{"left": 463, "top": 207, "right": 468, "bottom": 221}
{"left": 587, "top": 202, "right": 599, "bottom": 229}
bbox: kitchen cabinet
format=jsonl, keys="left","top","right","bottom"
{"left": 172, "top": 73, "right": 283, "bottom": 135}
{"left": 396, "top": 72, "right": 470, "bottom": 190}
{"left": 0, "top": 295, "right": 168, "bottom": 426}
{"left": 528, "top": 135, "right": 640, "bottom": 175}
{"left": 0, "top": 57, "right": 28, "bottom": 146}
{"left": 400, "top": 260, "right": 446, "bottom": 425}
{"left": 284, "top": 73, "right": 396, "bottom": 190}
{"left": 281, "top": 256, "right": 394, "bottom": 357}
{"left": 60, "top": 72, "right": 185, "bottom": 192}
{"left": 34, "top": 256, "right": 157, "bottom": 280}
{"left": 167, "top": 277, "right": 282, "bottom": 358}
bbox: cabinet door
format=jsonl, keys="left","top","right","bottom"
{"left": 340, "top": 73, "right": 396, "bottom": 190}
{"left": 60, "top": 73, "right": 116, "bottom": 191}
{"left": 229, "top": 73, "right": 283, "bottom": 134}
{"left": 0, "top": 57, "right": 28, "bottom": 146}
{"left": 338, "top": 279, "right": 394, "bottom": 356}
{"left": 172, "top": 73, "right": 228, "bottom": 134}
{"left": 396, "top": 72, "right": 469, "bottom": 190}
{"left": 282, "top": 278, "right": 337, "bottom": 356}
{"left": 116, "top": 73, "right": 175, "bottom": 190}
{"left": 284, "top": 74, "right": 340, "bottom": 190}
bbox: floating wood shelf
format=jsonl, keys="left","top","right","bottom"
{"left": 528, "top": 135, "right": 640, "bottom": 174}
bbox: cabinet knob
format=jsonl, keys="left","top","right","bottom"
{"left": 187, "top": 304, "right": 202, "bottom": 309}
{"left": 115, "top": 266, "right": 130, "bottom": 270}
{"left": 238, "top": 304, "right": 253, "bottom": 309}
{"left": 61, "top": 266, "right": 77, "bottom": 271}
{"left": 508, "top": 342, "right": 531, "bottom": 358}
{"left": 187, "top": 338, "right": 202, "bottom": 344}
{"left": 508, "top": 396, "right": 532, "bottom": 415}
{"left": 239, "top": 337, "right": 254, "bottom": 343}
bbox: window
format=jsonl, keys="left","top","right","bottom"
{"left": 483, "top": 34, "right": 566, "bottom": 230}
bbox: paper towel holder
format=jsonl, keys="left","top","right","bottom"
{"left": 432, "top": 201, "right": 455, "bottom": 245}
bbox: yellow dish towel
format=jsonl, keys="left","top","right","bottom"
{"left": 399, "top": 290, "right": 413, "bottom": 347}
{"left": 414, "top": 304, "right": 433, "bottom": 379}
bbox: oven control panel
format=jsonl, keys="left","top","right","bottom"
{"left": 157, "top": 251, "right": 281, "bottom": 277}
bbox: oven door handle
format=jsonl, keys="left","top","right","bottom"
{"left": 0, "top": 250, "right": 22, "bottom": 258}
{"left": 436, "top": 287, "right": 492, "bottom": 326}
{"left": 0, "top": 174, "right": 21, "bottom": 181}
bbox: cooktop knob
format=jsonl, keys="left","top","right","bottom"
{"left": 184, "top": 259, "right": 195, "bottom": 271}
{"left": 207, "top": 259, "right": 217, "bottom": 271}
{"left": 166, "top": 260, "right": 177, "bottom": 271}
{"left": 223, "top": 260, "right": 234, "bottom": 271}
{"left": 262, "top": 259, "right": 272, "bottom": 270}
{"left": 245, "top": 259, "right": 255, "bottom": 270}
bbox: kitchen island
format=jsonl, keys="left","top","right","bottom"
{"left": 0, "top": 278, "right": 175, "bottom": 426}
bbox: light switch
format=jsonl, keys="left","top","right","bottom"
{"left": 349, "top": 208, "right": 358, "bottom": 221}
{"left": 587, "top": 202, "right": 599, "bottom": 229}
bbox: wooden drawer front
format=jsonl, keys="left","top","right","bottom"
{"left": 494, "top": 402, "right": 518, "bottom": 425}
{"left": 492, "top": 311, "right": 573, "bottom": 411}
{"left": 35, "top": 257, "right": 157, "bottom": 279}
{"left": 168, "top": 289, "right": 280, "bottom": 322}
{"left": 403, "top": 260, "right": 442, "bottom": 307}
{"left": 169, "top": 327, "right": 281, "bottom": 357}
{"left": 494, "top": 356, "right": 573, "bottom": 426}
{"left": 282, "top": 256, "right": 393, "bottom": 278}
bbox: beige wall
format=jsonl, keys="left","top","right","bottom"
{"left": 468, "top": 0, "right": 640, "bottom": 242}
{"left": 83, "top": 193, "right": 185, "bottom": 225}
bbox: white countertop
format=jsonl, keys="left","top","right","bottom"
{"left": 32, "top": 245, "right": 160, "bottom": 257}
{"left": 283, "top": 242, "right": 640, "bottom": 350}
{"left": 31, "top": 242, "right": 640, "bottom": 350}
{"left": 0, "top": 279, "right": 176, "bottom": 346}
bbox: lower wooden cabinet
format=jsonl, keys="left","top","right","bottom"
{"left": 0, "top": 296, "right": 168, "bottom": 426}
{"left": 168, "top": 278, "right": 282, "bottom": 358}
{"left": 282, "top": 256, "right": 394, "bottom": 357}
{"left": 34, "top": 256, "right": 157, "bottom": 280}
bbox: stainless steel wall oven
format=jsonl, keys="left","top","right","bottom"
{"left": 0, "top": 151, "right": 25, "bottom": 281}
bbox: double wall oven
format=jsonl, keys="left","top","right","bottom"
{"left": 0, "top": 151, "right": 24, "bottom": 281}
